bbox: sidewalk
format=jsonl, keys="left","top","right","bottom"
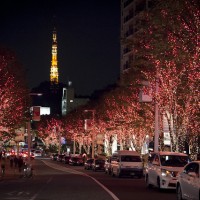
{"left": 0, "top": 157, "right": 32, "bottom": 181}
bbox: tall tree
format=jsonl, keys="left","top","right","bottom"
{"left": 0, "top": 48, "right": 29, "bottom": 140}
{"left": 125, "top": 0, "right": 199, "bottom": 153}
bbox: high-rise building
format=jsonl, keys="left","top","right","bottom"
{"left": 120, "top": 0, "right": 153, "bottom": 78}
{"left": 50, "top": 27, "right": 59, "bottom": 85}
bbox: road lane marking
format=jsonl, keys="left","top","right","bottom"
{"left": 42, "top": 160, "right": 119, "bottom": 200}
{"left": 88, "top": 175, "right": 120, "bottom": 200}
{"left": 29, "top": 193, "right": 38, "bottom": 200}
{"left": 42, "top": 160, "right": 85, "bottom": 175}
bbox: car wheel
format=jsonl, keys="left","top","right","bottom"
{"left": 117, "top": 170, "right": 121, "bottom": 178}
{"left": 157, "top": 177, "right": 161, "bottom": 191}
{"left": 176, "top": 184, "right": 183, "bottom": 200}
{"left": 138, "top": 174, "right": 143, "bottom": 179}
{"left": 145, "top": 174, "right": 152, "bottom": 189}
{"left": 111, "top": 169, "right": 115, "bottom": 177}
{"left": 199, "top": 190, "right": 200, "bottom": 200}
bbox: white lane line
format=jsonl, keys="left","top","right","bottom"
{"left": 42, "top": 160, "right": 119, "bottom": 200}
{"left": 87, "top": 175, "right": 120, "bottom": 200}
{"left": 17, "top": 192, "right": 23, "bottom": 196}
{"left": 29, "top": 193, "right": 38, "bottom": 200}
{"left": 43, "top": 160, "right": 85, "bottom": 175}
{"left": 29, "top": 175, "right": 52, "bottom": 200}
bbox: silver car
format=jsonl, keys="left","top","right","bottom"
{"left": 176, "top": 161, "right": 200, "bottom": 200}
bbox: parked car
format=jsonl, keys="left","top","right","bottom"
{"left": 84, "top": 158, "right": 94, "bottom": 170}
{"left": 22, "top": 152, "right": 35, "bottom": 160}
{"left": 34, "top": 150, "right": 42, "bottom": 157}
{"left": 69, "top": 157, "right": 84, "bottom": 166}
{"left": 62, "top": 155, "right": 71, "bottom": 164}
{"left": 110, "top": 150, "right": 143, "bottom": 178}
{"left": 92, "top": 159, "right": 105, "bottom": 172}
{"left": 104, "top": 157, "right": 112, "bottom": 175}
{"left": 20, "top": 149, "right": 35, "bottom": 160}
{"left": 51, "top": 153, "right": 58, "bottom": 161}
{"left": 57, "top": 154, "right": 65, "bottom": 162}
{"left": 176, "top": 160, "right": 200, "bottom": 200}
{"left": 145, "top": 151, "right": 190, "bottom": 190}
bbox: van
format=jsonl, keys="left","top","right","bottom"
{"left": 110, "top": 150, "right": 143, "bottom": 178}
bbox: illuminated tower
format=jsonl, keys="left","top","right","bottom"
{"left": 50, "top": 27, "right": 59, "bottom": 85}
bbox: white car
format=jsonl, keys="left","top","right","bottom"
{"left": 110, "top": 150, "right": 143, "bottom": 178}
{"left": 176, "top": 161, "right": 200, "bottom": 200}
{"left": 145, "top": 151, "right": 190, "bottom": 190}
{"left": 34, "top": 150, "right": 42, "bottom": 157}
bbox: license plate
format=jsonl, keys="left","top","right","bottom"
{"left": 130, "top": 172, "right": 135, "bottom": 175}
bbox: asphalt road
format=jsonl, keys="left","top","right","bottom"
{"left": 0, "top": 158, "right": 177, "bottom": 200}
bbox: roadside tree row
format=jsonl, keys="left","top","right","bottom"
{"left": 0, "top": 47, "right": 29, "bottom": 143}
{"left": 37, "top": 0, "right": 199, "bottom": 157}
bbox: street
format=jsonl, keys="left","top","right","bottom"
{"left": 0, "top": 158, "right": 177, "bottom": 200}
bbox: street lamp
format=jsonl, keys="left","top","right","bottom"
{"left": 73, "top": 133, "right": 76, "bottom": 155}
{"left": 27, "top": 93, "right": 42, "bottom": 164}
{"left": 154, "top": 76, "right": 159, "bottom": 153}
{"left": 84, "top": 109, "right": 95, "bottom": 159}
{"left": 139, "top": 79, "right": 159, "bottom": 153}
{"left": 26, "top": 121, "right": 31, "bottom": 164}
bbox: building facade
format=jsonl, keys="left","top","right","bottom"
{"left": 61, "top": 81, "right": 89, "bottom": 116}
{"left": 120, "top": 0, "right": 153, "bottom": 76}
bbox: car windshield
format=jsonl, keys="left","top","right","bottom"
{"left": 87, "top": 159, "right": 93, "bottom": 163}
{"left": 121, "top": 155, "right": 142, "bottom": 162}
{"left": 96, "top": 160, "right": 105, "bottom": 164}
{"left": 72, "top": 157, "right": 82, "bottom": 161}
{"left": 160, "top": 155, "right": 189, "bottom": 167}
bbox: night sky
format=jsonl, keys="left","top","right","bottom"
{"left": 0, "top": 0, "right": 120, "bottom": 95}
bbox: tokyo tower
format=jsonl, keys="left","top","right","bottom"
{"left": 50, "top": 27, "right": 59, "bottom": 85}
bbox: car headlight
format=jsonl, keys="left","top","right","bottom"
{"left": 161, "top": 169, "right": 173, "bottom": 177}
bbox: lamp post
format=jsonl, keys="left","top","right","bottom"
{"left": 58, "top": 131, "right": 61, "bottom": 155}
{"left": 139, "top": 79, "right": 159, "bottom": 153}
{"left": 27, "top": 93, "right": 42, "bottom": 164}
{"left": 26, "top": 121, "right": 31, "bottom": 164}
{"left": 84, "top": 109, "right": 95, "bottom": 159}
{"left": 73, "top": 133, "right": 76, "bottom": 155}
{"left": 154, "top": 76, "right": 159, "bottom": 153}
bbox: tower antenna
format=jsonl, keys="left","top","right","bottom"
{"left": 50, "top": 16, "right": 59, "bottom": 85}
